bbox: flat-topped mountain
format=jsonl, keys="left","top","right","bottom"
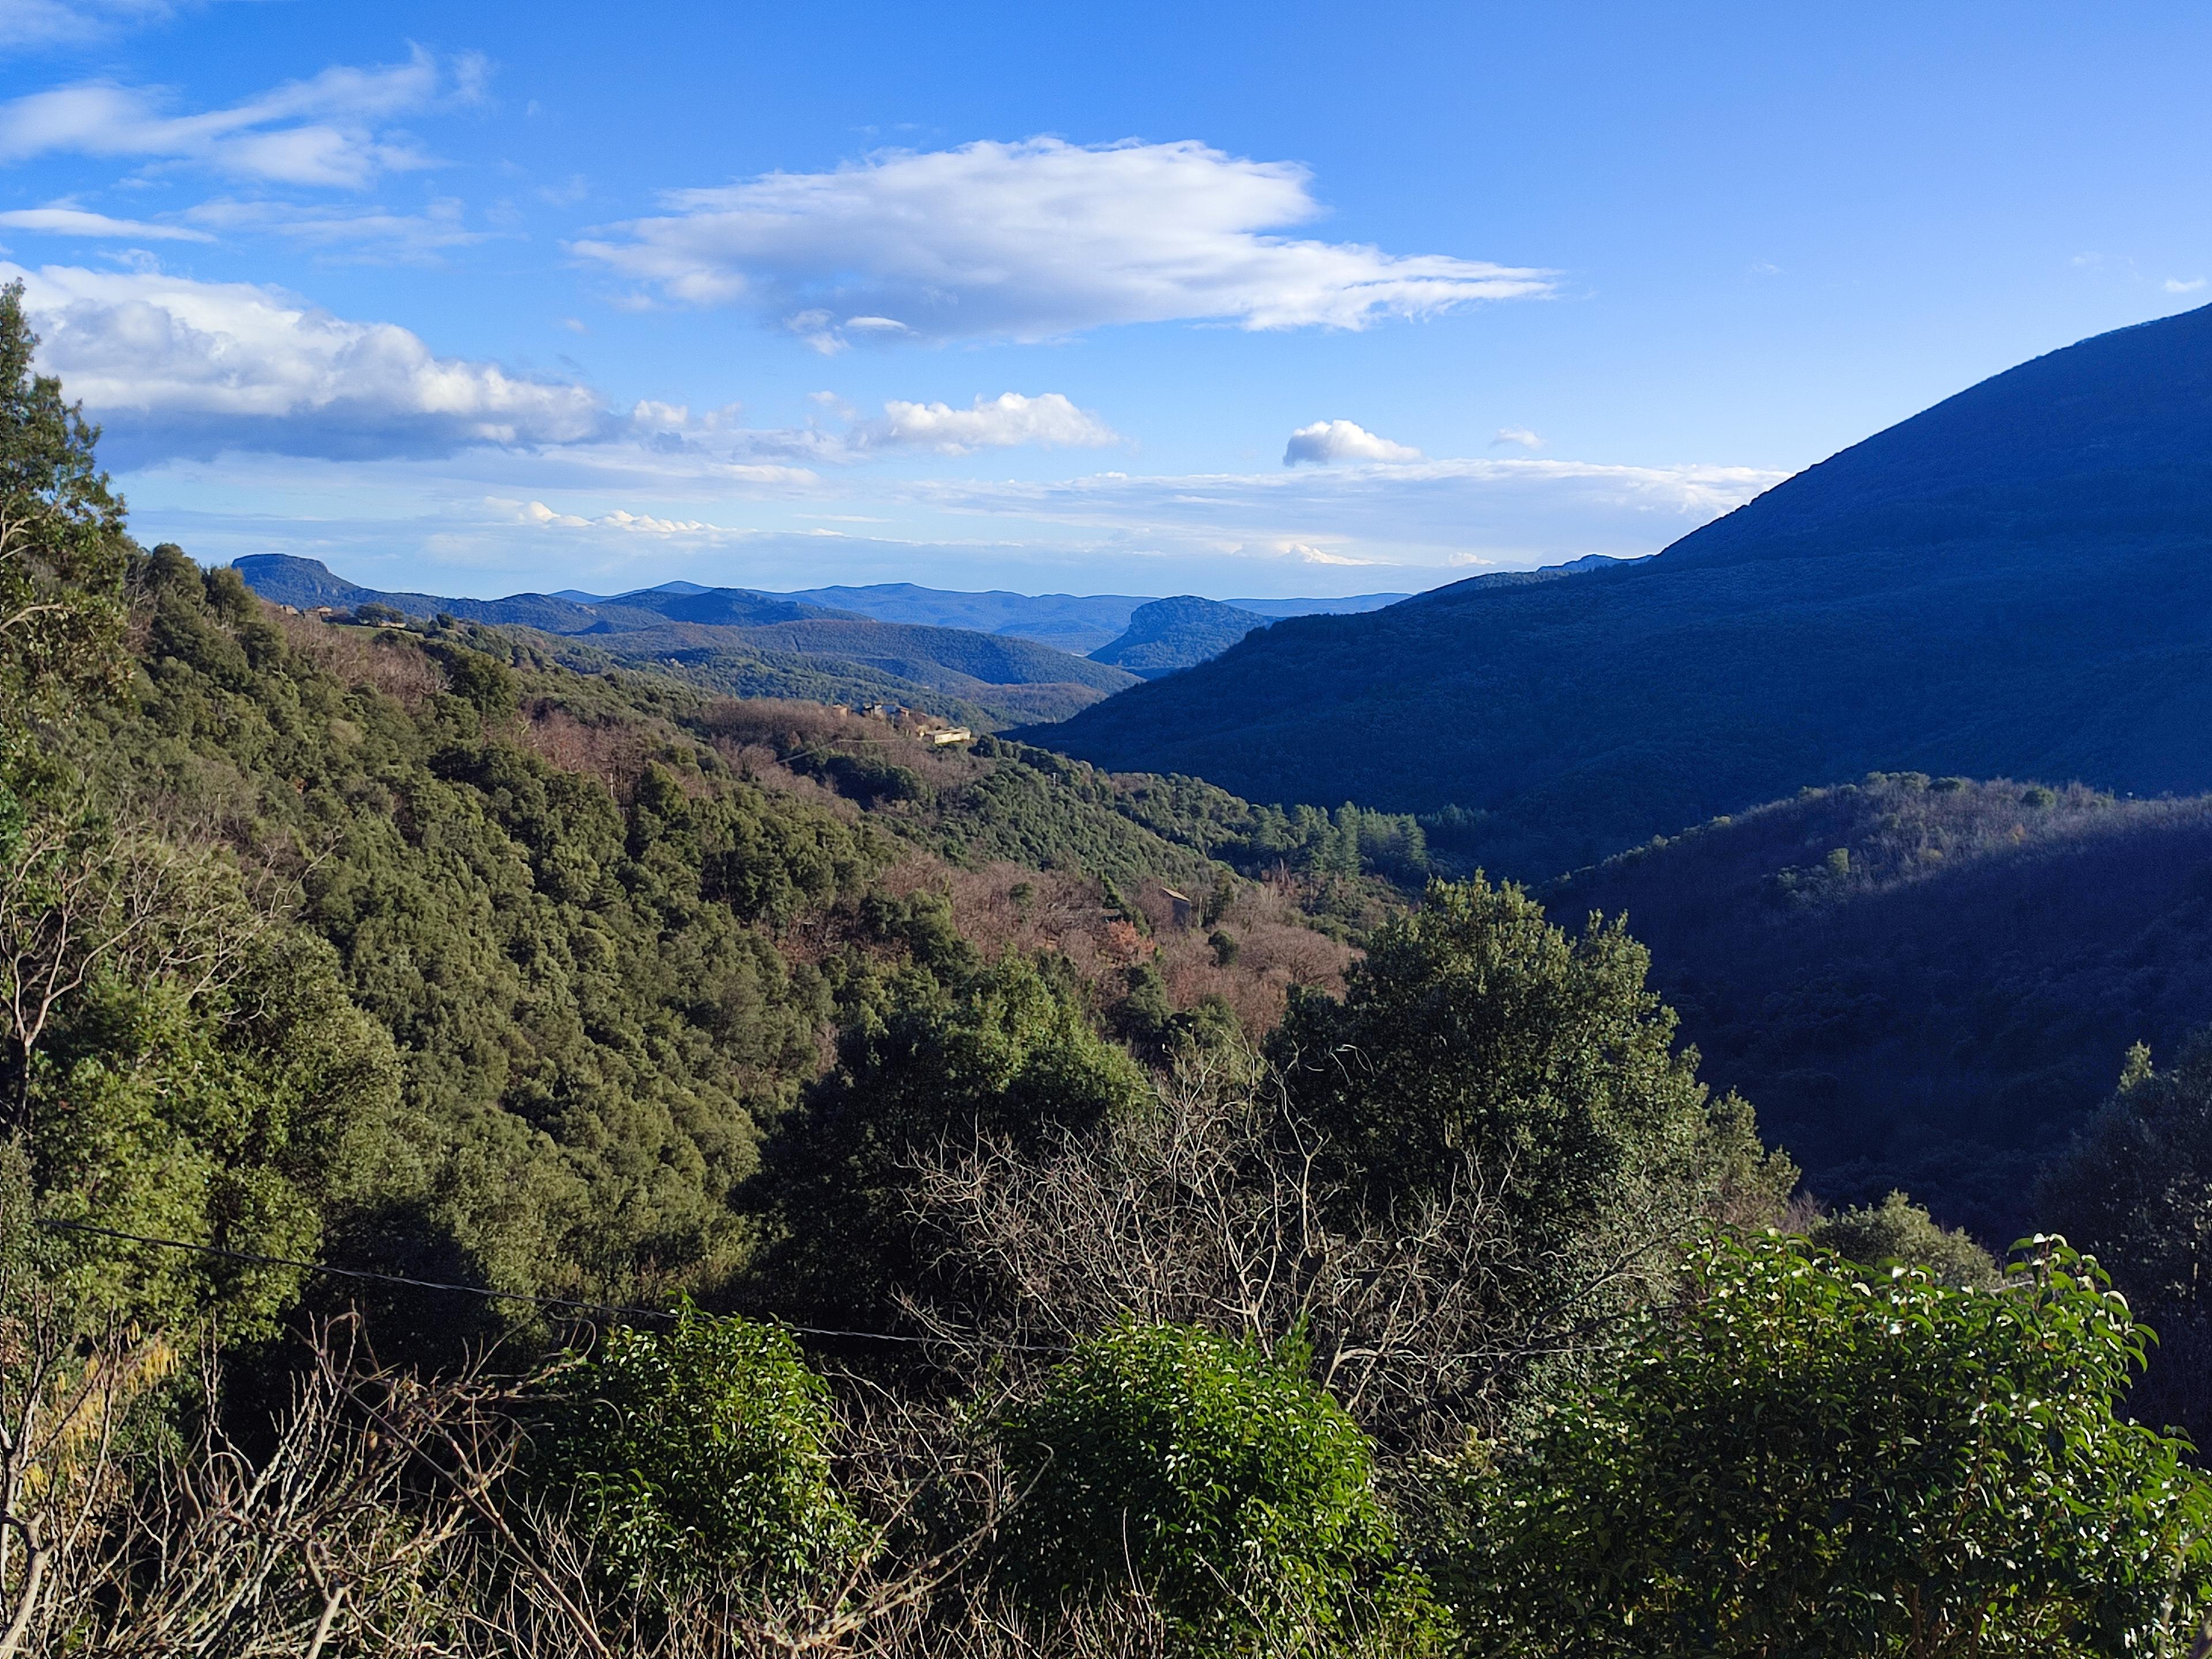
{"left": 1033, "top": 304, "right": 2212, "bottom": 878}
{"left": 1089, "top": 596, "right": 1270, "bottom": 679}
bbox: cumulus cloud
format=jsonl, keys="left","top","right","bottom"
{"left": 7, "top": 260, "right": 605, "bottom": 460}
{"left": 513, "top": 499, "right": 756, "bottom": 535}
{"left": 1283, "top": 418, "right": 1422, "bottom": 465}
{"left": 0, "top": 46, "right": 478, "bottom": 187}
{"left": 854, "top": 391, "right": 1116, "bottom": 454}
{"left": 572, "top": 137, "right": 1551, "bottom": 345}
{"left": 1490, "top": 426, "right": 1543, "bottom": 449}
{"left": 0, "top": 202, "right": 211, "bottom": 240}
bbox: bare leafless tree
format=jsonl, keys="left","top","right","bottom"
{"left": 898, "top": 1046, "right": 1686, "bottom": 1456}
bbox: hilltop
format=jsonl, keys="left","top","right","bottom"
{"left": 1033, "top": 304, "right": 2212, "bottom": 878}
{"left": 1088, "top": 595, "right": 1269, "bottom": 679}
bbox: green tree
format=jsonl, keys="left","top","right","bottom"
{"left": 995, "top": 1320, "right": 1432, "bottom": 1654}
{"left": 0, "top": 279, "right": 128, "bottom": 723}
{"left": 533, "top": 1304, "right": 858, "bottom": 1588}
{"left": 1272, "top": 876, "right": 1792, "bottom": 1306}
{"left": 1444, "top": 1231, "right": 2212, "bottom": 1658}
{"left": 2039, "top": 1032, "right": 2212, "bottom": 1447}
{"left": 30, "top": 927, "right": 400, "bottom": 1339}
{"left": 748, "top": 952, "right": 1147, "bottom": 1323}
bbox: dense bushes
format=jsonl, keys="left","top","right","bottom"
{"left": 533, "top": 1305, "right": 858, "bottom": 1587}
{"left": 1444, "top": 1232, "right": 2212, "bottom": 1657}
{"left": 746, "top": 950, "right": 1150, "bottom": 1324}
{"left": 995, "top": 1320, "right": 1427, "bottom": 1652}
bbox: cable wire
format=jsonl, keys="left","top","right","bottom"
{"left": 31, "top": 1216, "right": 1068, "bottom": 1353}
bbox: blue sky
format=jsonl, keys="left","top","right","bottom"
{"left": 2, "top": 0, "right": 2207, "bottom": 599}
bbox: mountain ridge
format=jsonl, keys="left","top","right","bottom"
{"left": 233, "top": 555, "right": 1138, "bottom": 728}
{"left": 1030, "top": 304, "right": 2212, "bottom": 877}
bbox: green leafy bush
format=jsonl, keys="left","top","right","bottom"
{"left": 1808, "top": 1190, "right": 1997, "bottom": 1287}
{"left": 994, "top": 1320, "right": 1423, "bottom": 1653}
{"left": 1445, "top": 1230, "right": 2212, "bottom": 1657}
{"left": 535, "top": 1305, "right": 857, "bottom": 1586}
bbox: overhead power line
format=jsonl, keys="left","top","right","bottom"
{"left": 32, "top": 1217, "right": 1067, "bottom": 1353}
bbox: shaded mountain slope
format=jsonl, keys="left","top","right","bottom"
{"left": 234, "top": 556, "right": 1137, "bottom": 727}
{"left": 1089, "top": 596, "right": 1268, "bottom": 679}
{"left": 1035, "top": 304, "right": 2212, "bottom": 878}
{"left": 1547, "top": 774, "right": 2212, "bottom": 1241}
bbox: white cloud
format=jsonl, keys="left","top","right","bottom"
{"left": 1283, "top": 418, "right": 1422, "bottom": 465}
{"left": 513, "top": 499, "right": 754, "bottom": 535}
{"left": 855, "top": 391, "right": 1117, "bottom": 454}
{"left": 1490, "top": 426, "right": 1543, "bottom": 449}
{"left": 572, "top": 137, "right": 1552, "bottom": 345}
{"left": 0, "top": 47, "right": 478, "bottom": 187}
{"left": 0, "top": 202, "right": 210, "bottom": 240}
{"left": 2165, "top": 276, "right": 2207, "bottom": 294}
{"left": 7, "top": 260, "right": 605, "bottom": 460}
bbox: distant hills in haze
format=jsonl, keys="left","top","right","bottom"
{"left": 234, "top": 555, "right": 1138, "bottom": 727}
{"left": 1034, "top": 302, "right": 2212, "bottom": 880}
{"left": 545, "top": 579, "right": 1412, "bottom": 654}
{"left": 233, "top": 559, "right": 1420, "bottom": 728}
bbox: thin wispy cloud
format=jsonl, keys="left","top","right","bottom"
{"left": 572, "top": 137, "right": 1552, "bottom": 346}
{"left": 1284, "top": 419, "right": 1421, "bottom": 465}
{"left": 0, "top": 0, "right": 179, "bottom": 48}
{"left": 0, "top": 46, "right": 481, "bottom": 187}
{"left": 183, "top": 196, "right": 491, "bottom": 259}
{"left": 0, "top": 201, "right": 211, "bottom": 240}
{"left": 2165, "top": 276, "right": 2207, "bottom": 295}
{"left": 915, "top": 456, "right": 1782, "bottom": 569}
{"left": 1490, "top": 426, "right": 1543, "bottom": 449}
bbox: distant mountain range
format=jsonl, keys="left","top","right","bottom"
{"left": 1033, "top": 303, "right": 2212, "bottom": 878}
{"left": 237, "top": 560, "right": 1427, "bottom": 725}
{"left": 545, "top": 580, "right": 1412, "bottom": 654}
{"left": 234, "top": 556, "right": 1139, "bottom": 727}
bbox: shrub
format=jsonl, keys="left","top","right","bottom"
{"left": 2039, "top": 1032, "right": 2212, "bottom": 1446}
{"left": 1808, "top": 1190, "right": 1997, "bottom": 1287}
{"left": 1444, "top": 1231, "right": 2212, "bottom": 1657}
{"left": 994, "top": 1320, "right": 1426, "bottom": 1652}
{"left": 534, "top": 1305, "right": 857, "bottom": 1586}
